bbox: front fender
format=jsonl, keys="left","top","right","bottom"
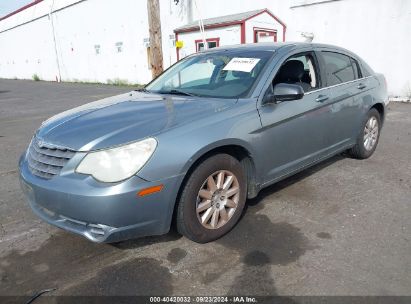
{"left": 137, "top": 100, "right": 263, "bottom": 183}
{"left": 180, "top": 138, "right": 257, "bottom": 173}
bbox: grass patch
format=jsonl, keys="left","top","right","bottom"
{"left": 107, "top": 78, "right": 130, "bottom": 86}
{"left": 32, "top": 74, "right": 41, "bottom": 81}
{"left": 65, "top": 79, "right": 144, "bottom": 89}
{"left": 7, "top": 76, "right": 144, "bottom": 88}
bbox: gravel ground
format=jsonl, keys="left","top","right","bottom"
{"left": 0, "top": 79, "right": 410, "bottom": 298}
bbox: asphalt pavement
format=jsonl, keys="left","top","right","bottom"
{"left": 0, "top": 79, "right": 410, "bottom": 298}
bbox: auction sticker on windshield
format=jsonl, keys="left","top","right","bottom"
{"left": 223, "top": 57, "right": 261, "bottom": 72}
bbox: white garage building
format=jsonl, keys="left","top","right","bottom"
{"left": 0, "top": 0, "right": 410, "bottom": 98}
{"left": 174, "top": 9, "right": 286, "bottom": 60}
{"left": 0, "top": 1, "right": 286, "bottom": 86}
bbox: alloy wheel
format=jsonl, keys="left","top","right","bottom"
{"left": 196, "top": 170, "right": 240, "bottom": 229}
{"left": 363, "top": 116, "right": 379, "bottom": 151}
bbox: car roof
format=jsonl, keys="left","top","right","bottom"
{"left": 201, "top": 42, "right": 353, "bottom": 55}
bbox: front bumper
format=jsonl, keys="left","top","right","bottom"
{"left": 19, "top": 154, "right": 184, "bottom": 243}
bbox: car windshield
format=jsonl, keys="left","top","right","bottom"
{"left": 145, "top": 50, "right": 273, "bottom": 98}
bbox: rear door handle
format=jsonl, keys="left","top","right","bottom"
{"left": 357, "top": 83, "right": 366, "bottom": 90}
{"left": 315, "top": 95, "right": 329, "bottom": 103}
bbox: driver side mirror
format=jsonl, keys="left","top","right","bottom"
{"left": 264, "top": 83, "right": 305, "bottom": 104}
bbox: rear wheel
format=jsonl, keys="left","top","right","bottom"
{"left": 176, "top": 154, "right": 247, "bottom": 243}
{"left": 349, "top": 108, "right": 381, "bottom": 159}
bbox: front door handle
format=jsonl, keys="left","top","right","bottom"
{"left": 316, "top": 95, "right": 329, "bottom": 103}
{"left": 357, "top": 83, "right": 366, "bottom": 90}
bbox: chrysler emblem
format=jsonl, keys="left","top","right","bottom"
{"left": 37, "top": 139, "right": 46, "bottom": 148}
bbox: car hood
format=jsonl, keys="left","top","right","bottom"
{"left": 36, "top": 91, "right": 236, "bottom": 151}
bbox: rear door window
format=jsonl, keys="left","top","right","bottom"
{"left": 351, "top": 57, "right": 362, "bottom": 79}
{"left": 321, "top": 51, "right": 359, "bottom": 86}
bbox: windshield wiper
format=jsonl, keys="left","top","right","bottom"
{"left": 135, "top": 87, "right": 149, "bottom": 92}
{"left": 159, "top": 89, "right": 198, "bottom": 97}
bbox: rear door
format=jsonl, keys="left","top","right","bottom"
{"left": 316, "top": 49, "right": 368, "bottom": 148}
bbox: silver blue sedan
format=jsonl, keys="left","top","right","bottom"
{"left": 19, "top": 43, "right": 388, "bottom": 243}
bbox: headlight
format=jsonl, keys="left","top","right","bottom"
{"left": 76, "top": 138, "right": 157, "bottom": 183}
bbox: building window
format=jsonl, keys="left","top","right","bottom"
{"left": 254, "top": 29, "right": 277, "bottom": 43}
{"left": 195, "top": 38, "right": 220, "bottom": 52}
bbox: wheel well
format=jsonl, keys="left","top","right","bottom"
{"left": 371, "top": 103, "right": 385, "bottom": 123}
{"left": 188, "top": 145, "right": 258, "bottom": 198}
{"left": 172, "top": 145, "right": 258, "bottom": 224}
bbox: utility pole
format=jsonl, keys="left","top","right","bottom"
{"left": 147, "top": 0, "right": 164, "bottom": 78}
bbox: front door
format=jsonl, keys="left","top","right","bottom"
{"left": 257, "top": 51, "right": 335, "bottom": 184}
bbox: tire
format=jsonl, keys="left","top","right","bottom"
{"left": 176, "top": 154, "right": 247, "bottom": 243}
{"left": 348, "top": 108, "right": 381, "bottom": 159}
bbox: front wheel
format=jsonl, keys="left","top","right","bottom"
{"left": 348, "top": 108, "right": 381, "bottom": 159}
{"left": 176, "top": 154, "right": 247, "bottom": 243}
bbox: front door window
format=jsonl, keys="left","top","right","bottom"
{"left": 272, "top": 53, "right": 319, "bottom": 92}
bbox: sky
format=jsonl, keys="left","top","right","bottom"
{"left": 0, "top": 0, "right": 33, "bottom": 18}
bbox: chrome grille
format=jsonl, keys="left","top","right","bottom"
{"left": 27, "top": 138, "right": 75, "bottom": 179}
